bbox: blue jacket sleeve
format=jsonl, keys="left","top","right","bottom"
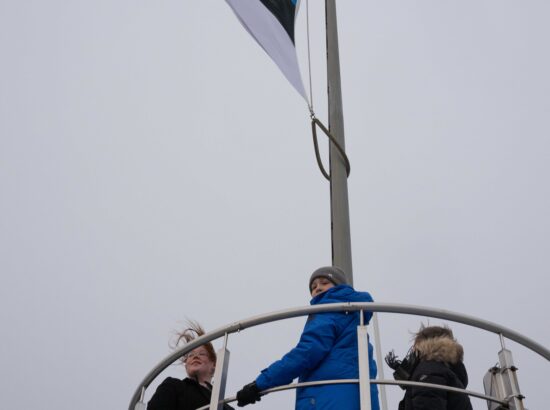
{"left": 358, "top": 290, "right": 374, "bottom": 324}
{"left": 255, "top": 312, "right": 345, "bottom": 390}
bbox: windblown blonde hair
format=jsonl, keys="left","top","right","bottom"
{"left": 172, "top": 320, "right": 216, "bottom": 364}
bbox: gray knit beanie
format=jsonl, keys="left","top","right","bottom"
{"left": 309, "top": 266, "right": 347, "bottom": 290}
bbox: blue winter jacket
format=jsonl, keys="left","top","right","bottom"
{"left": 255, "top": 285, "right": 380, "bottom": 410}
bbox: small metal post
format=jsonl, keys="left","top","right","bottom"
{"left": 484, "top": 334, "right": 525, "bottom": 410}
{"left": 371, "top": 313, "right": 388, "bottom": 410}
{"left": 499, "top": 333, "right": 507, "bottom": 350}
{"left": 497, "top": 346, "right": 525, "bottom": 410}
{"left": 134, "top": 387, "right": 146, "bottom": 410}
{"left": 357, "top": 311, "right": 372, "bottom": 410}
{"left": 209, "top": 333, "right": 231, "bottom": 410}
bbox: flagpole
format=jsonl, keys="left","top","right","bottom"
{"left": 325, "top": 5, "right": 389, "bottom": 409}
{"left": 325, "top": 0, "right": 353, "bottom": 285}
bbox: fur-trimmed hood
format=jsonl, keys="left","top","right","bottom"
{"left": 414, "top": 336, "right": 464, "bottom": 364}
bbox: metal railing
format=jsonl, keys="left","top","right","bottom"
{"left": 194, "top": 379, "right": 509, "bottom": 410}
{"left": 129, "top": 302, "right": 550, "bottom": 410}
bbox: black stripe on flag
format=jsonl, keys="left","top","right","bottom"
{"left": 259, "top": 0, "right": 297, "bottom": 43}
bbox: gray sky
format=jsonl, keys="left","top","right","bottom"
{"left": 1, "top": 1, "right": 548, "bottom": 409}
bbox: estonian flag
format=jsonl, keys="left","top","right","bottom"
{"left": 225, "top": 0, "right": 308, "bottom": 101}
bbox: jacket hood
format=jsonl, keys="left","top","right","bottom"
{"left": 450, "top": 361, "right": 469, "bottom": 388}
{"left": 310, "top": 284, "right": 373, "bottom": 305}
{"left": 414, "top": 336, "right": 464, "bottom": 364}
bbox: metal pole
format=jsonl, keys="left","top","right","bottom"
{"left": 209, "top": 333, "right": 231, "bottom": 410}
{"left": 325, "top": 0, "right": 353, "bottom": 284}
{"left": 372, "top": 314, "right": 388, "bottom": 410}
{"left": 134, "top": 387, "right": 146, "bottom": 410}
{"left": 497, "top": 347, "right": 525, "bottom": 410}
{"left": 357, "top": 315, "right": 372, "bottom": 410}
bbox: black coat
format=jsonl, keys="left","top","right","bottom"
{"left": 147, "top": 377, "right": 234, "bottom": 410}
{"left": 398, "top": 360, "right": 473, "bottom": 410}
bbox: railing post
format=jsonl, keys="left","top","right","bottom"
{"left": 357, "top": 310, "right": 372, "bottom": 410}
{"left": 371, "top": 313, "right": 388, "bottom": 410}
{"left": 483, "top": 334, "right": 525, "bottom": 410}
{"left": 497, "top": 347, "right": 525, "bottom": 410}
{"left": 134, "top": 387, "right": 146, "bottom": 410}
{"left": 209, "top": 333, "right": 231, "bottom": 410}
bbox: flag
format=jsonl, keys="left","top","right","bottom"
{"left": 225, "top": 0, "right": 308, "bottom": 100}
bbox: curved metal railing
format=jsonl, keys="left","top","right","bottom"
{"left": 194, "top": 378, "right": 509, "bottom": 410}
{"left": 130, "top": 302, "right": 550, "bottom": 410}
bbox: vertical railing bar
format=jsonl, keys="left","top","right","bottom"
{"left": 134, "top": 386, "right": 146, "bottom": 410}
{"left": 357, "top": 310, "right": 372, "bottom": 410}
{"left": 372, "top": 313, "right": 388, "bottom": 410}
{"left": 209, "top": 332, "right": 231, "bottom": 410}
{"left": 499, "top": 333, "right": 507, "bottom": 350}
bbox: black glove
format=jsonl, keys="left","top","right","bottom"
{"left": 236, "top": 381, "right": 261, "bottom": 407}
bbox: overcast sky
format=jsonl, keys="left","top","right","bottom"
{"left": 1, "top": 1, "right": 549, "bottom": 409}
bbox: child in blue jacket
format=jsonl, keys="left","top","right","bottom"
{"left": 236, "top": 266, "right": 380, "bottom": 410}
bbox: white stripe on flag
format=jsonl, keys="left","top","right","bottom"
{"left": 226, "top": 0, "right": 308, "bottom": 101}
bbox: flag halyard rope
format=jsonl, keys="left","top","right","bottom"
{"left": 311, "top": 114, "right": 351, "bottom": 181}
{"left": 304, "top": 0, "right": 350, "bottom": 181}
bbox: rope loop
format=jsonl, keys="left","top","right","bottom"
{"left": 311, "top": 116, "right": 351, "bottom": 181}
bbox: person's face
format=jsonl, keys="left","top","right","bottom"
{"left": 310, "top": 277, "right": 335, "bottom": 297}
{"left": 184, "top": 346, "right": 215, "bottom": 380}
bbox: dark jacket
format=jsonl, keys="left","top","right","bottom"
{"left": 255, "top": 285, "right": 380, "bottom": 410}
{"left": 147, "top": 377, "right": 234, "bottom": 410}
{"left": 399, "top": 337, "right": 473, "bottom": 410}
